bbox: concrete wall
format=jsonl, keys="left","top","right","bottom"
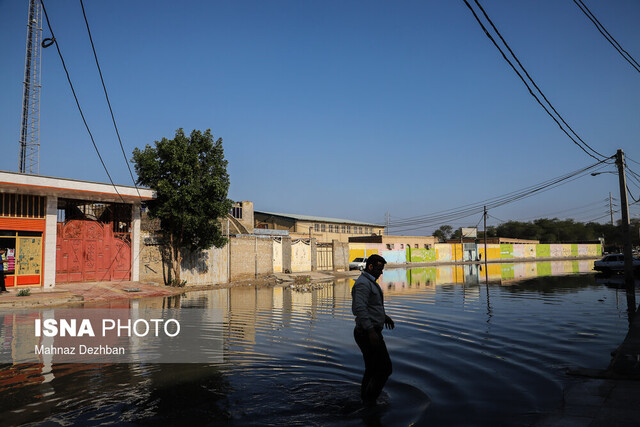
{"left": 141, "top": 232, "right": 275, "bottom": 285}
{"left": 139, "top": 232, "right": 169, "bottom": 284}
{"left": 291, "top": 239, "right": 311, "bottom": 272}
{"left": 333, "top": 240, "right": 350, "bottom": 271}
{"left": 310, "top": 238, "right": 317, "bottom": 271}
{"left": 139, "top": 232, "right": 229, "bottom": 285}
{"left": 230, "top": 235, "right": 273, "bottom": 280}
{"left": 353, "top": 241, "right": 602, "bottom": 264}
{"left": 180, "top": 245, "right": 228, "bottom": 285}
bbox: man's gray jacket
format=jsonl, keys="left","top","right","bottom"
{"left": 351, "top": 271, "right": 386, "bottom": 331}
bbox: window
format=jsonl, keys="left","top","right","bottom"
{"left": 230, "top": 204, "right": 242, "bottom": 219}
{"left": 347, "top": 226, "right": 351, "bottom": 233}
{"left": 341, "top": 225, "right": 345, "bottom": 233}
{"left": 321, "top": 224, "right": 326, "bottom": 232}
{"left": 415, "top": 244, "right": 419, "bottom": 249}
{"left": 359, "top": 227, "right": 363, "bottom": 234}
{"left": 314, "top": 223, "right": 320, "bottom": 232}
{"left": 57, "top": 200, "right": 132, "bottom": 234}
{"left": 1, "top": 193, "right": 46, "bottom": 219}
{"left": 329, "top": 224, "right": 334, "bottom": 233}
{"left": 386, "top": 244, "right": 392, "bottom": 250}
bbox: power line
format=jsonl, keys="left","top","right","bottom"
{"left": 572, "top": 0, "right": 640, "bottom": 74}
{"left": 79, "top": 0, "right": 141, "bottom": 198}
{"left": 625, "top": 155, "right": 640, "bottom": 167}
{"left": 584, "top": 211, "right": 619, "bottom": 223}
{"left": 462, "top": 0, "right": 609, "bottom": 161}
{"left": 39, "top": 0, "right": 125, "bottom": 203}
{"left": 515, "top": 198, "right": 611, "bottom": 220}
{"left": 387, "top": 156, "right": 613, "bottom": 230}
{"left": 487, "top": 213, "right": 506, "bottom": 224}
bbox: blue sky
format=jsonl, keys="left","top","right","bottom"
{"left": 1, "top": 0, "right": 639, "bottom": 234}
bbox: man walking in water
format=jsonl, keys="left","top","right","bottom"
{"left": 352, "top": 254, "right": 394, "bottom": 407}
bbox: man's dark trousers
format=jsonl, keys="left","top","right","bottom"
{"left": 354, "top": 326, "right": 392, "bottom": 404}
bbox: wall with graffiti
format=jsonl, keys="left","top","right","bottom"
{"left": 349, "top": 241, "right": 602, "bottom": 264}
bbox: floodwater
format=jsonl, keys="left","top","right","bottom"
{"left": 0, "top": 260, "right": 636, "bottom": 426}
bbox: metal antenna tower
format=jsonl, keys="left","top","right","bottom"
{"left": 18, "top": 0, "right": 43, "bottom": 174}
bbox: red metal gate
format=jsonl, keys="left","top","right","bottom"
{"left": 56, "top": 219, "right": 131, "bottom": 283}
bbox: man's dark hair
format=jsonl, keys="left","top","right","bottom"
{"left": 366, "top": 254, "right": 386, "bottom": 269}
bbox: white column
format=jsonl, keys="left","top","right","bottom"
{"left": 43, "top": 196, "right": 58, "bottom": 288}
{"left": 131, "top": 203, "right": 141, "bottom": 282}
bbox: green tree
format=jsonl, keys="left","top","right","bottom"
{"left": 433, "top": 225, "right": 453, "bottom": 242}
{"left": 132, "top": 129, "right": 232, "bottom": 285}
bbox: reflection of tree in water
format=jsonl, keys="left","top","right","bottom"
{"left": 500, "top": 274, "right": 598, "bottom": 294}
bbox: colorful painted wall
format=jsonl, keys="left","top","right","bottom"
{"left": 392, "top": 259, "right": 596, "bottom": 286}
{"left": 351, "top": 241, "right": 602, "bottom": 264}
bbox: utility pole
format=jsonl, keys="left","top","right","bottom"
{"left": 615, "top": 149, "right": 634, "bottom": 288}
{"left": 19, "top": 0, "right": 43, "bottom": 174}
{"left": 483, "top": 206, "right": 488, "bottom": 261}
{"left": 483, "top": 206, "right": 488, "bottom": 283}
{"left": 609, "top": 192, "right": 614, "bottom": 226}
{"left": 385, "top": 212, "right": 389, "bottom": 236}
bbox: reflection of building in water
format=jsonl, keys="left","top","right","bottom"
{"left": 360, "top": 260, "right": 599, "bottom": 291}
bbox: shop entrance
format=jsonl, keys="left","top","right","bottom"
{"left": 0, "top": 193, "right": 47, "bottom": 287}
{"left": 56, "top": 200, "right": 132, "bottom": 283}
{"left": 0, "top": 232, "right": 43, "bottom": 287}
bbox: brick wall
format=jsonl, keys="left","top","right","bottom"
{"left": 139, "top": 231, "right": 229, "bottom": 285}
{"left": 229, "top": 235, "right": 273, "bottom": 280}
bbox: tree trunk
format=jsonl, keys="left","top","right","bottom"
{"left": 169, "top": 233, "right": 181, "bottom": 285}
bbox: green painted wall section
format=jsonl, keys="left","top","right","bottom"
{"left": 500, "top": 244, "right": 514, "bottom": 259}
{"left": 501, "top": 264, "right": 515, "bottom": 280}
{"left": 537, "top": 262, "right": 552, "bottom": 276}
{"left": 408, "top": 267, "right": 437, "bottom": 284}
{"left": 409, "top": 248, "right": 436, "bottom": 262}
{"left": 351, "top": 242, "right": 601, "bottom": 263}
{"left": 536, "top": 244, "right": 551, "bottom": 257}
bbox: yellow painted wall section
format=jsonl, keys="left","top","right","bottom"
{"left": 349, "top": 244, "right": 367, "bottom": 262}
{"left": 524, "top": 244, "right": 537, "bottom": 258}
{"left": 478, "top": 244, "right": 501, "bottom": 260}
{"left": 487, "top": 263, "right": 502, "bottom": 280}
{"left": 587, "top": 245, "right": 599, "bottom": 256}
{"left": 453, "top": 265, "right": 464, "bottom": 283}
{"left": 348, "top": 244, "right": 380, "bottom": 262}
{"left": 453, "top": 244, "right": 463, "bottom": 261}
{"left": 562, "top": 244, "right": 572, "bottom": 257}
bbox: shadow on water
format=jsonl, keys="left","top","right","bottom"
{"left": 0, "top": 260, "right": 637, "bottom": 426}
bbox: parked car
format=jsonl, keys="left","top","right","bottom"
{"left": 349, "top": 257, "right": 367, "bottom": 271}
{"left": 593, "top": 253, "right": 640, "bottom": 274}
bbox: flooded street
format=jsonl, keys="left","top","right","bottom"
{"left": 0, "top": 260, "right": 634, "bottom": 426}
